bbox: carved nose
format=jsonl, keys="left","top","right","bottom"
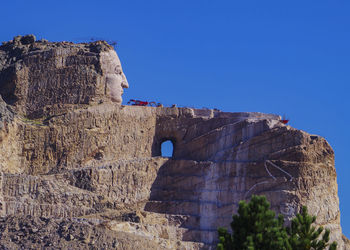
{"left": 122, "top": 75, "right": 129, "bottom": 89}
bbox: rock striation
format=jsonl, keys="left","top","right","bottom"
{"left": 0, "top": 35, "right": 348, "bottom": 249}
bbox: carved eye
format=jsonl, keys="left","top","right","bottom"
{"left": 115, "top": 66, "right": 122, "bottom": 74}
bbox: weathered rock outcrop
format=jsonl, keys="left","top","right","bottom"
{"left": 0, "top": 34, "right": 128, "bottom": 119}
{"left": 0, "top": 35, "right": 348, "bottom": 249}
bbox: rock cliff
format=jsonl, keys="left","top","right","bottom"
{"left": 0, "top": 35, "right": 348, "bottom": 249}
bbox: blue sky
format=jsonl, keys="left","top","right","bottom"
{"left": 1, "top": 0, "right": 349, "bottom": 236}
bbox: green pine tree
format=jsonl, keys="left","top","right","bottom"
{"left": 217, "top": 196, "right": 337, "bottom": 250}
{"left": 287, "top": 206, "right": 337, "bottom": 250}
{"left": 217, "top": 195, "right": 291, "bottom": 250}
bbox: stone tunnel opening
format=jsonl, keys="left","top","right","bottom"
{"left": 161, "top": 140, "right": 174, "bottom": 158}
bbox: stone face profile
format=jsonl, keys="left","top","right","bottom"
{"left": 0, "top": 35, "right": 128, "bottom": 118}
{"left": 0, "top": 36, "right": 348, "bottom": 249}
{"left": 100, "top": 49, "right": 129, "bottom": 103}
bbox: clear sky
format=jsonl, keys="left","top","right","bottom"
{"left": 1, "top": 0, "right": 349, "bottom": 237}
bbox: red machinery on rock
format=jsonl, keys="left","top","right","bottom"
{"left": 127, "top": 99, "right": 161, "bottom": 107}
{"left": 280, "top": 115, "right": 289, "bottom": 124}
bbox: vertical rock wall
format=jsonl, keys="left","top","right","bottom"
{"left": 0, "top": 36, "right": 347, "bottom": 249}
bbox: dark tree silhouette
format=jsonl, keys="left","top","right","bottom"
{"left": 287, "top": 206, "right": 337, "bottom": 250}
{"left": 217, "top": 195, "right": 337, "bottom": 250}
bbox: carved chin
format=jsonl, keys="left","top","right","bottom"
{"left": 108, "top": 86, "right": 123, "bottom": 103}
{"left": 111, "top": 96, "right": 122, "bottom": 104}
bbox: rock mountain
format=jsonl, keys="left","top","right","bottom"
{"left": 0, "top": 35, "right": 348, "bottom": 249}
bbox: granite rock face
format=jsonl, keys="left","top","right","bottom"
{"left": 0, "top": 35, "right": 348, "bottom": 249}
{"left": 0, "top": 35, "right": 128, "bottom": 119}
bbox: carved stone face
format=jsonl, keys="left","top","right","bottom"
{"left": 100, "top": 50, "right": 129, "bottom": 104}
